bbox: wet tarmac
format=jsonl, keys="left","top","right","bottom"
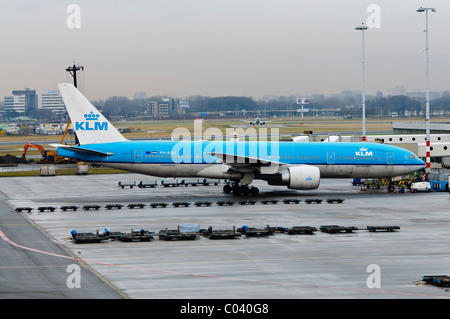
{"left": 1, "top": 173, "right": 450, "bottom": 299}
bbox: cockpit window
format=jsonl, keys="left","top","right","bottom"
{"left": 410, "top": 154, "right": 417, "bottom": 159}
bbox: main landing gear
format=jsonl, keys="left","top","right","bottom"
{"left": 223, "top": 183, "right": 259, "bottom": 196}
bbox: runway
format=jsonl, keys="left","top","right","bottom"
{"left": 1, "top": 173, "right": 450, "bottom": 299}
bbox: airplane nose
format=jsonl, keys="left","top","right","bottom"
{"left": 418, "top": 158, "right": 426, "bottom": 167}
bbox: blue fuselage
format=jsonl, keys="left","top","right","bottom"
{"left": 57, "top": 140, "right": 425, "bottom": 180}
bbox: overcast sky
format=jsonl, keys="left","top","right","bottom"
{"left": 1, "top": 0, "right": 449, "bottom": 100}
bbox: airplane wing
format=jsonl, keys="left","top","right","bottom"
{"left": 208, "top": 152, "right": 283, "bottom": 174}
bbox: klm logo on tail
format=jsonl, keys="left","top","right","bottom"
{"left": 75, "top": 111, "right": 108, "bottom": 131}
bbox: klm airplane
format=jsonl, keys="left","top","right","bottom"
{"left": 52, "top": 83, "right": 425, "bottom": 195}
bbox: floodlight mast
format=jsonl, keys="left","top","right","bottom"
{"left": 417, "top": 7, "right": 436, "bottom": 178}
{"left": 355, "top": 23, "right": 368, "bottom": 142}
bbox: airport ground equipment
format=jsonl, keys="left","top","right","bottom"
{"left": 282, "top": 199, "right": 301, "bottom": 204}
{"left": 161, "top": 180, "right": 181, "bottom": 187}
{"left": 138, "top": 181, "right": 157, "bottom": 188}
{"left": 305, "top": 199, "right": 323, "bottom": 204}
{"left": 265, "top": 225, "right": 287, "bottom": 233}
{"left": 326, "top": 198, "right": 344, "bottom": 204}
{"left": 118, "top": 181, "right": 136, "bottom": 189}
{"left": 429, "top": 180, "right": 449, "bottom": 191}
{"left": 216, "top": 201, "right": 235, "bottom": 206}
{"left": 367, "top": 226, "right": 400, "bottom": 232}
{"left": 37, "top": 206, "right": 56, "bottom": 212}
{"left": 260, "top": 200, "right": 278, "bottom": 205}
{"left": 105, "top": 204, "right": 123, "bottom": 210}
{"left": 421, "top": 275, "right": 450, "bottom": 288}
{"left": 102, "top": 229, "right": 124, "bottom": 240}
{"left": 287, "top": 226, "right": 317, "bottom": 235}
{"left": 71, "top": 230, "right": 105, "bottom": 244}
{"left": 15, "top": 207, "right": 33, "bottom": 213}
{"left": 61, "top": 205, "right": 79, "bottom": 211}
{"left": 237, "top": 225, "right": 274, "bottom": 237}
{"left": 158, "top": 228, "right": 197, "bottom": 241}
{"left": 238, "top": 200, "right": 257, "bottom": 205}
{"left": 172, "top": 202, "right": 191, "bottom": 207}
{"left": 200, "top": 179, "right": 220, "bottom": 186}
{"left": 194, "top": 201, "right": 212, "bottom": 207}
{"left": 320, "top": 225, "right": 358, "bottom": 233}
{"left": 181, "top": 179, "right": 220, "bottom": 186}
{"left": 21, "top": 142, "right": 70, "bottom": 164}
{"left": 82, "top": 205, "right": 101, "bottom": 210}
{"left": 119, "top": 229, "right": 153, "bottom": 242}
{"left": 127, "top": 203, "right": 146, "bottom": 209}
{"left": 203, "top": 226, "right": 241, "bottom": 239}
{"left": 410, "top": 180, "right": 448, "bottom": 192}
{"left": 150, "top": 202, "right": 168, "bottom": 208}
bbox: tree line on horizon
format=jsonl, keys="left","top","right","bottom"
{"left": 92, "top": 93, "right": 450, "bottom": 119}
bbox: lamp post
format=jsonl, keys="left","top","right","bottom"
{"left": 417, "top": 7, "right": 436, "bottom": 178}
{"left": 355, "top": 23, "right": 368, "bottom": 142}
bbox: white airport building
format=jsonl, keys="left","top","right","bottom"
{"left": 4, "top": 88, "right": 65, "bottom": 114}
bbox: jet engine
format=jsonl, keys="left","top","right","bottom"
{"left": 280, "top": 165, "right": 320, "bottom": 190}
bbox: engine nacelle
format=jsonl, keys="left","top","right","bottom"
{"left": 281, "top": 165, "right": 320, "bottom": 190}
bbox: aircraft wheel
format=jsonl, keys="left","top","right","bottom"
{"left": 238, "top": 185, "right": 249, "bottom": 196}
{"left": 249, "top": 187, "right": 259, "bottom": 196}
{"left": 223, "top": 184, "right": 232, "bottom": 194}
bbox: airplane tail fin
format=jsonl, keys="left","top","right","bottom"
{"left": 58, "top": 83, "right": 127, "bottom": 145}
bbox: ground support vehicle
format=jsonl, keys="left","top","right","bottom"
{"left": 105, "top": 204, "right": 124, "bottom": 210}
{"left": 260, "top": 200, "right": 278, "bottom": 205}
{"left": 172, "top": 202, "right": 191, "bottom": 207}
{"left": 237, "top": 226, "right": 274, "bottom": 237}
{"left": 161, "top": 180, "right": 181, "bottom": 187}
{"left": 203, "top": 226, "right": 241, "bottom": 239}
{"left": 158, "top": 229, "right": 197, "bottom": 241}
{"left": 127, "top": 203, "right": 146, "bottom": 209}
{"left": 71, "top": 231, "right": 105, "bottom": 244}
{"left": 287, "top": 226, "right": 317, "bottom": 235}
{"left": 410, "top": 181, "right": 431, "bottom": 192}
{"left": 119, "top": 230, "right": 153, "bottom": 242}
{"left": 61, "top": 205, "right": 79, "bottom": 211}
{"left": 137, "top": 181, "right": 157, "bottom": 188}
{"left": 238, "top": 200, "right": 256, "bottom": 205}
{"left": 82, "top": 205, "right": 101, "bottom": 210}
{"left": 367, "top": 225, "right": 400, "bottom": 232}
{"left": 118, "top": 181, "right": 136, "bottom": 189}
{"left": 216, "top": 201, "right": 235, "bottom": 206}
{"left": 282, "top": 199, "right": 301, "bottom": 204}
{"left": 37, "top": 206, "right": 56, "bottom": 212}
{"left": 194, "top": 201, "right": 212, "bottom": 207}
{"left": 305, "top": 199, "right": 323, "bottom": 204}
{"left": 265, "top": 225, "right": 287, "bottom": 233}
{"left": 326, "top": 198, "right": 344, "bottom": 204}
{"left": 150, "top": 202, "right": 168, "bottom": 208}
{"left": 320, "top": 225, "right": 358, "bottom": 233}
{"left": 422, "top": 275, "right": 450, "bottom": 288}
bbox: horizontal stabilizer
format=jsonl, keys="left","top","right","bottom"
{"left": 50, "top": 144, "right": 113, "bottom": 157}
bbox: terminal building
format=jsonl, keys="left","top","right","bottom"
{"left": 4, "top": 88, "right": 65, "bottom": 114}
{"left": 147, "top": 98, "right": 189, "bottom": 117}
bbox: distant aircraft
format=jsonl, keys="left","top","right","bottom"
{"left": 52, "top": 83, "right": 425, "bottom": 195}
{"left": 242, "top": 117, "right": 269, "bottom": 126}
